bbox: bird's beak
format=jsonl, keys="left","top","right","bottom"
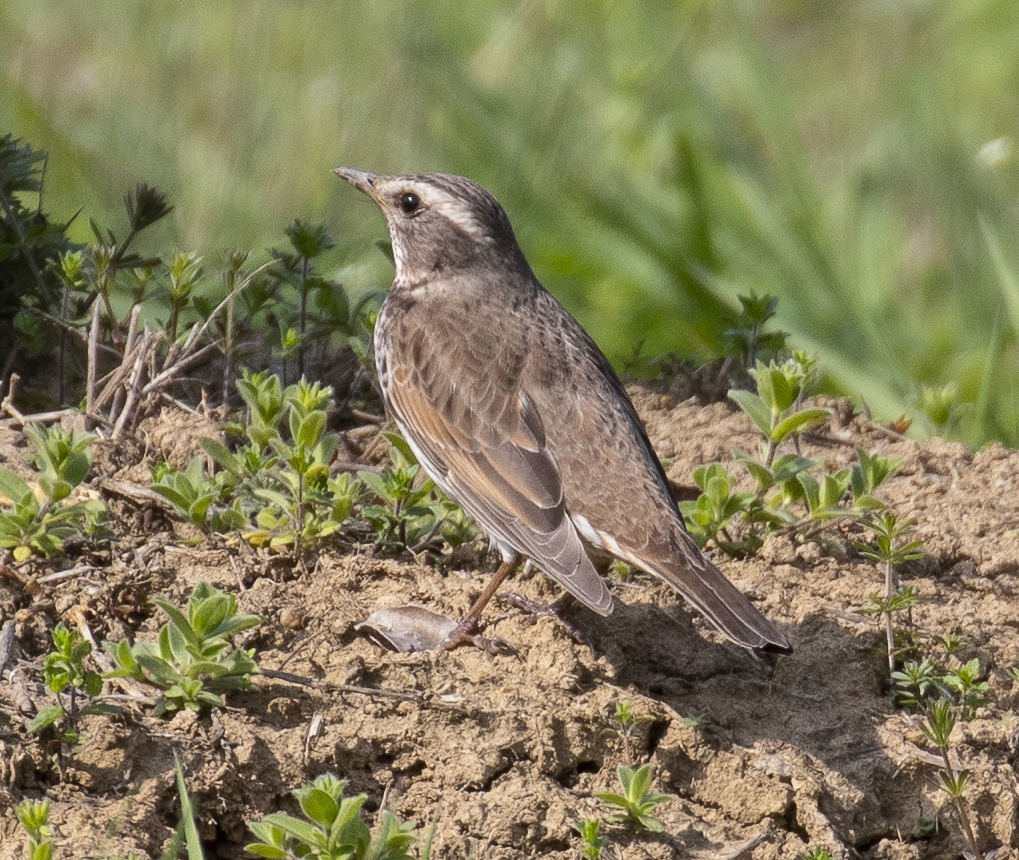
{"left": 333, "top": 167, "right": 379, "bottom": 201}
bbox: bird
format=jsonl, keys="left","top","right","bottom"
{"left": 334, "top": 167, "right": 792, "bottom": 657}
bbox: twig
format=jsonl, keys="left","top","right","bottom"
{"left": 141, "top": 340, "right": 220, "bottom": 397}
{"left": 350, "top": 409, "right": 385, "bottom": 425}
{"left": 0, "top": 408, "right": 78, "bottom": 428}
{"left": 112, "top": 327, "right": 152, "bottom": 439}
{"left": 0, "top": 620, "right": 16, "bottom": 674}
{"left": 96, "top": 476, "right": 177, "bottom": 509}
{"left": 91, "top": 337, "right": 147, "bottom": 416}
{"left": 258, "top": 667, "right": 468, "bottom": 713}
{"left": 35, "top": 565, "right": 94, "bottom": 584}
{"left": 714, "top": 827, "right": 770, "bottom": 860}
{"left": 110, "top": 304, "right": 143, "bottom": 422}
{"left": 87, "top": 298, "right": 101, "bottom": 413}
{"left": 188, "top": 259, "right": 277, "bottom": 349}
{"left": 0, "top": 373, "right": 27, "bottom": 425}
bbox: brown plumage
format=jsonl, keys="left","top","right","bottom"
{"left": 334, "top": 167, "right": 791, "bottom": 656}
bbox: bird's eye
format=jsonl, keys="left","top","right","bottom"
{"left": 399, "top": 191, "right": 421, "bottom": 214}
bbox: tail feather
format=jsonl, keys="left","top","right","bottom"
{"left": 632, "top": 532, "right": 792, "bottom": 655}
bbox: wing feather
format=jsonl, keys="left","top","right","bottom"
{"left": 384, "top": 355, "right": 613, "bottom": 616}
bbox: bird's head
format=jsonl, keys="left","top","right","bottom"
{"left": 333, "top": 168, "right": 530, "bottom": 288}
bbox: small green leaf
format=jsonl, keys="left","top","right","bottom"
{"left": 29, "top": 704, "right": 67, "bottom": 733}
{"left": 770, "top": 407, "right": 831, "bottom": 443}
{"left": 728, "top": 390, "right": 771, "bottom": 435}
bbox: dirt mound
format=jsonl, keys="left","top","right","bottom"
{"left": 2, "top": 392, "right": 1018, "bottom": 859}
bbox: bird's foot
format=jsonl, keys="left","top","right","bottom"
{"left": 436, "top": 616, "right": 518, "bottom": 656}
{"left": 494, "top": 592, "right": 596, "bottom": 654}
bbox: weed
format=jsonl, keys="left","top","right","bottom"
{"left": 920, "top": 699, "right": 984, "bottom": 860}
{"left": 0, "top": 424, "right": 107, "bottom": 560}
{"left": 246, "top": 773, "right": 418, "bottom": 860}
{"left": 267, "top": 220, "right": 379, "bottom": 388}
{"left": 681, "top": 713, "right": 712, "bottom": 744}
{"left": 855, "top": 513, "right": 926, "bottom": 680}
{"left": 602, "top": 701, "right": 655, "bottom": 767}
{"left": 682, "top": 462, "right": 761, "bottom": 557}
{"left": 0, "top": 134, "right": 79, "bottom": 380}
{"left": 596, "top": 763, "right": 672, "bottom": 832}
{"left": 150, "top": 456, "right": 232, "bottom": 530}
{"left": 729, "top": 356, "right": 829, "bottom": 469}
{"left": 722, "top": 292, "right": 789, "bottom": 384}
{"left": 28, "top": 622, "right": 120, "bottom": 743}
{"left": 573, "top": 818, "right": 608, "bottom": 858}
{"left": 170, "top": 754, "right": 206, "bottom": 860}
{"left": 15, "top": 798, "right": 53, "bottom": 860}
{"left": 359, "top": 433, "right": 476, "bottom": 555}
{"left": 890, "top": 649, "right": 989, "bottom": 860}
{"left": 1007, "top": 654, "right": 1019, "bottom": 685}
{"left": 104, "top": 581, "right": 262, "bottom": 716}
{"left": 681, "top": 343, "right": 909, "bottom": 558}
{"left": 916, "top": 382, "right": 966, "bottom": 439}
{"left": 797, "top": 848, "right": 832, "bottom": 860}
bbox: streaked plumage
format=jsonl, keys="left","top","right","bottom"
{"left": 334, "top": 167, "right": 791, "bottom": 656}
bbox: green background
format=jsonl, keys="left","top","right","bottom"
{"left": 4, "top": 1, "right": 1019, "bottom": 444}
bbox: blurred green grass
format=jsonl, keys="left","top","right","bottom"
{"left": 4, "top": 0, "right": 1019, "bottom": 445}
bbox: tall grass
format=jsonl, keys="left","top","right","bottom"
{"left": 3, "top": 0, "right": 1019, "bottom": 445}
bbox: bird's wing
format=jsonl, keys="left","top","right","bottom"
{"left": 383, "top": 340, "right": 613, "bottom": 616}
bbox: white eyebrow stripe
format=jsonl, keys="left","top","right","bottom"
{"left": 428, "top": 195, "right": 487, "bottom": 239}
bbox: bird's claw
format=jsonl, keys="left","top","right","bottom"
{"left": 436, "top": 619, "right": 519, "bottom": 656}
{"left": 494, "top": 592, "right": 596, "bottom": 654}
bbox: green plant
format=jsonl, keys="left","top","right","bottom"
{"left": 941, "top": 659, "right": 990, "bottom": 721}
{"left": 797, "top": 848, "right": 832, "bottom": 860}
{"left": 855, "top": 513, "right": 926, "bottom": 680}
{"left": 104, "top": 581, "right": 262, "bottom": 716}
{"left": 359, "top": 433, "right": 476, "bottom": 554}
{"left": 147, "top": 370, "right": 368, "bottom": 554}
{"left": 1007, "top": 653, "right": 1019, "bottom": 685}
{"left": 150, "top": 456, "right": 233, "bottom": 530}
{"left": 919, "top": 699, "right": 984, "bottom": 860}
{"left": 596, "top": 763, "right": 672, "bottom": 832}
{"left": 204, "top": 370, "right": 368, "bottom": 553}
{"left": 892, "top": 650, "right": 988, "bottom": 719}
{"left": 15, "top": 794, "right": 52, "bottom": 860}
{"left": 681, "top": 713, "right": 712, "bottom": 744}
{"left": 0, "top": 424, "right": 107, "bottom": 560}
{"left": 15, "top": 798, "right": 53, "bottom": 860}
{"left": 573, "top": 818, "right": 608, "bottom": 859}
{"left": 722, "top": 292, "right": 789, "bottom": 384}
{"left": 890, "top": 649, "right": 988, "bottom": 859}
{"left": 916, "top": 382, "right": 966, "bottom": 439}
{"left": 265, "top": 219, "right": 380, "bottom": 387}
{"left": 29, "top": 622, "right": 120, "bottom": 743}
{"left": 171, "top": 754, "right": 206, "bottom": 860}
{"left": 682, "top": 439, "right": 904, "bottom": 560}
{"left": 250, "top": 377, "right": 341, "bottom": 551}
{"left": 729, "top": 357, "right": 830, "bottom": 470}
{"left": 682, "top": 463, "right": 760, "bottom": 557}
{"left": 246, "top": 773, "right": 418, "bottom": 860}
{"left": 681, "top": 347, "right": 909, "bottom": 559}
{"left": 0, "top": 134, "right": 79, "bottom": 371}
{"left": 602, "top": 701, "right": 655, "bottom": 767}
{"left": 15, "top": 757, "right": 204, "bottom": 860}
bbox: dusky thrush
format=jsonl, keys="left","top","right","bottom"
{"left": 334, "top": 167, "right": 791, "bottom": 657}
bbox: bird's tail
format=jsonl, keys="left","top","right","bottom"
{"left": 634, "top": 530, "right": 792, "bottom": 655}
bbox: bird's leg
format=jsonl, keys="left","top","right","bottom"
{"left": 437, "top": 556, "right": 521, "bottom": 654}
{"left": 494, "top": 592, "right": 596, "bottom": 654}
